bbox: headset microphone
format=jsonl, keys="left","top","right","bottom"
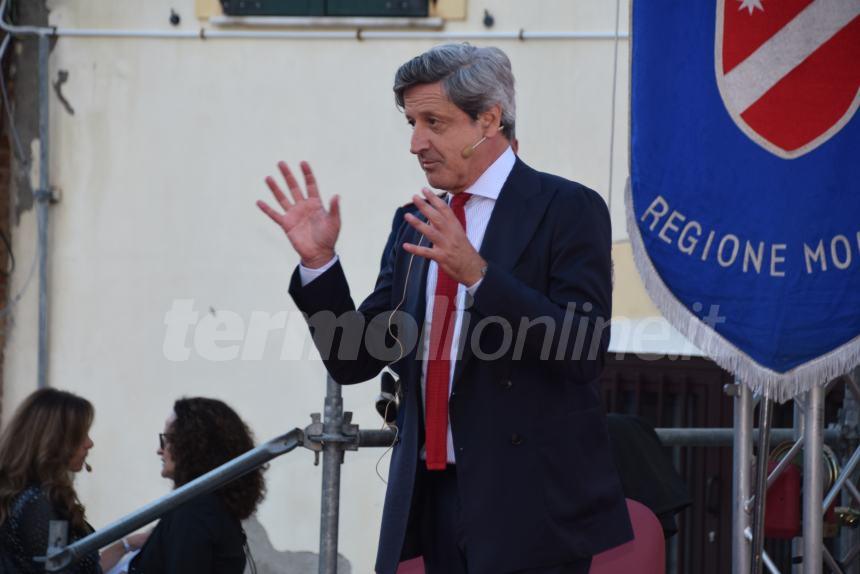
{"left": 461, "top": 136, "right": 487, "bottom": 159}
{"left": 461, "top": 123, "right": 505, "bottom": 158}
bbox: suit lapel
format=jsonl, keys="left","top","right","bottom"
{"left": 398, "top": 214, "right": 431, "bottom": 385}
{"left": 453, "top": 158, "right": 554, "bottom": 384}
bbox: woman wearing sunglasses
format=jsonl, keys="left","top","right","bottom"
{"left": 128, "top": 397, "right": 267, "bottom": 574}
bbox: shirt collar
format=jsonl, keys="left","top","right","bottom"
{"left": 460, "top": 146, "right": 515, "bottom": 201}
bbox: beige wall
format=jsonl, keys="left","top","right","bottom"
{"left": 3, "top": 1, "right": 691, "bottom": 571}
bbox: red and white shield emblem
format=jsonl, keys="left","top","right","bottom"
{"left": 715, "top": 0, "right": 860, "bottom": 159}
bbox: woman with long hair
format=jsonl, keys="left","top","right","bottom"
{"left": 0, "top": 388, "right": 100, "bottom": 573}
{"left": 129, "top": 397, "right": 266, "bottom": 574}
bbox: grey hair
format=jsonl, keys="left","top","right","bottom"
{"left": 393, "top": 43, "right": 516, "bottom": 140}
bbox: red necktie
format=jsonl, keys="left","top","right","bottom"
{"left": 425, "top": 192, "right": 471, "bottom": 471}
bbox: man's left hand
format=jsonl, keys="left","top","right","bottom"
{"left": 402, "top": 189, "right": 487, "bottom": 287}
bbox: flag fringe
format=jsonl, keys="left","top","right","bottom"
{"left": 624, "top": 181, "right": 860, "bottom": 402}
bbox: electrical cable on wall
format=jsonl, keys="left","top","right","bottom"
{"left": 607, "top": 0, "right": 622, "bottom": 220}
{"left": 0, "top": 29, "right": 38, "bottom": 319}
{"left": 0, "top": 228, "right": 13, "bottom": 275}
{"left": 0, "top": 33, "right": 28, "bottom": 168}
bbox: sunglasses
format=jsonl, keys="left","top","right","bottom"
{"left": 158, "top": 433, "right": 173, "bottom": 449}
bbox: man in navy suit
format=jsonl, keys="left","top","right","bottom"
{"left": 258, "top": 44, "right": 631, "bottom": 574}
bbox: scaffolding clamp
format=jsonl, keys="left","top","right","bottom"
{"left": 303, "top": 411, "right": 360, "bottom": 466}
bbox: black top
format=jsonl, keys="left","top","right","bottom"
{"left": 0, "top": 485, "right": 101, "bottom": 574}
{"left": 129, "top": 492, "right": 245, "bottom": 574}
{"left": 605, "top": 414, "right": 692, "bottom": 536}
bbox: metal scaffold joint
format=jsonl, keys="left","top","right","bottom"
{"left": 303, "top": 411, "right": 360, "bottom": 466}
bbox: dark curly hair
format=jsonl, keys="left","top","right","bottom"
{"left": 168, "top": 397, "right": 266, "bottom": 520}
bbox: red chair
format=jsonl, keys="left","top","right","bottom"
{"left": 397, "top": 556, "right": 425, "bottom": 573}
{"left": 589, "top": 499, "right": 665, "bottom": 574}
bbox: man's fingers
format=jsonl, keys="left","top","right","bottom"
{"left": 265, "top": 176, "right": 291, "bottom": 209}
{"left": 404, "top": 212, "right": 439, "bottom": 243}
{"left": 256, "top": 200, "right": 286, "bottom": 228}
{"left": 301, "top": 161, "right": 321, "bottom": 199}
{"left": 329, "top": 194, "right": 341, "bottom": 224}
{"left": 278, "top": 161, "right": 305, "bottom": 204}
{"left": 412, "top": 194, "right": 444, "bottom": 226}
{"left": 402, "top": 242, "right": 436, "bottom": 261}
{"left": 419, "top": 189, "right": 459, "bottom": 226}
{"left": 422, "top": 188, "right": 450, "bottom": 211}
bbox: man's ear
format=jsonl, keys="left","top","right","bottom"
{"left": 480, "top": 104, "right": 503, "bottom": 137}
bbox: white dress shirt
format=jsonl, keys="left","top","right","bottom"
{"left": 300, "top": 146, "right": 516, "bottom": 464}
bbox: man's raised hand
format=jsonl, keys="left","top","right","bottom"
{"left": 402, "top": 189, "right": 487, "bottom": 287}
{"left": 257, "top": 161, "right": 341, "bottom": 269}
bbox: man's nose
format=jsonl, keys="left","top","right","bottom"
{"left": 410, "top": 127, "right": 430, "bottom": 155}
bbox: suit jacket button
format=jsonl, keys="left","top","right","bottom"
{"left": 511, "top": 433, "right": 523, "bottom": 445}
{"left": 501, "top": 379, "right": 512, "bottom": 389}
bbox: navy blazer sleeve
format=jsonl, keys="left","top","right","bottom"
{"left": 289, "top": 207, "right": 413, "bottom": 385}
{"left": 380, "top": 206, "right": 408, "bottom": 269}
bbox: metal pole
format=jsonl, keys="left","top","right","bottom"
{"left": 824, "top": 446, "right": 860, "bottom": 512}
{"left": 319, "top": 376, "right": 344, "bottom": 574}
{"left": 824, "top": 546, "right": 845, "bottom": 574}
{"left": 793, "top": 399, "right": 805, "bottom": 573}
{"left": 36, "top": 34, "right": 50, "bottom": 388}
{"left": 656, "top": 427, "right": 839, "bottom": 447}
{"left": 734, "top": 383, "right": 754, "bottom": 574}
{"left": 751, "top": 396, "right": 774, "bottom": 574}
{"left": 805, "top": 384, "right": 825, "bottom": 574}
{"left": 840, "top": 369, "right": 860, "bottom": 574}
{"left": 358, "top": 429, "right": 397, "bottom": 447}
{"left": 744, "top": 528, "right": 782, "bottom": 574}
{"left": 745, "top": 437, "right": 806, "bottom": 515}
{"left": 844, "top": 479, "right": 860, "bottom": 507}
{"left": 767, "top": 438, "right": 803, "bottom": 491}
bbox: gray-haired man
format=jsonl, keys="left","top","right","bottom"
{"left": 259, "top": 44, "right": 632, "bottom": 574}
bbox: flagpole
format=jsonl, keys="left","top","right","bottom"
{"left": 804, "top": 384, "right": 824, "bottom": 574}
{"left": 750, "top": 395, "right": 773, "bottom": 574}
{"left": 732, "top": 382, "right": 753, "bottom": 574}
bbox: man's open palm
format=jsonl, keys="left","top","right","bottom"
{"left": 257, "top": 161, "right": 341, "bottom": 268}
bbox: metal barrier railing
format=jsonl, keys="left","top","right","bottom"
{"left": 38, "top": 429, "right": 304, "bottom": 571}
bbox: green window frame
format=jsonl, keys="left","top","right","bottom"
{"left": 219, "top": 0, "right": 429, "bottom": 17}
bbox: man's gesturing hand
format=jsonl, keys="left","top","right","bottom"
{"left": 257, "top": 161, "right": 341, "bottom": 269}
{"left": 402, "top": 189, "right": 487, "bottom": 287}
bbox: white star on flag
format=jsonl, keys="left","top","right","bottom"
{"left": 738, "top": 0, "right": 765, "bottom": 15}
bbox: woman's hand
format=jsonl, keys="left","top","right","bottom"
{"left": 126, "top": 530, "right": 151, "bottom": 550}
{"left": 99, "top": 528, "right": 153, "bottom": 571}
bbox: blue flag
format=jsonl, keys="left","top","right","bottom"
{"left": 627, "top": 0, "right": 860, "bottom": 400}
